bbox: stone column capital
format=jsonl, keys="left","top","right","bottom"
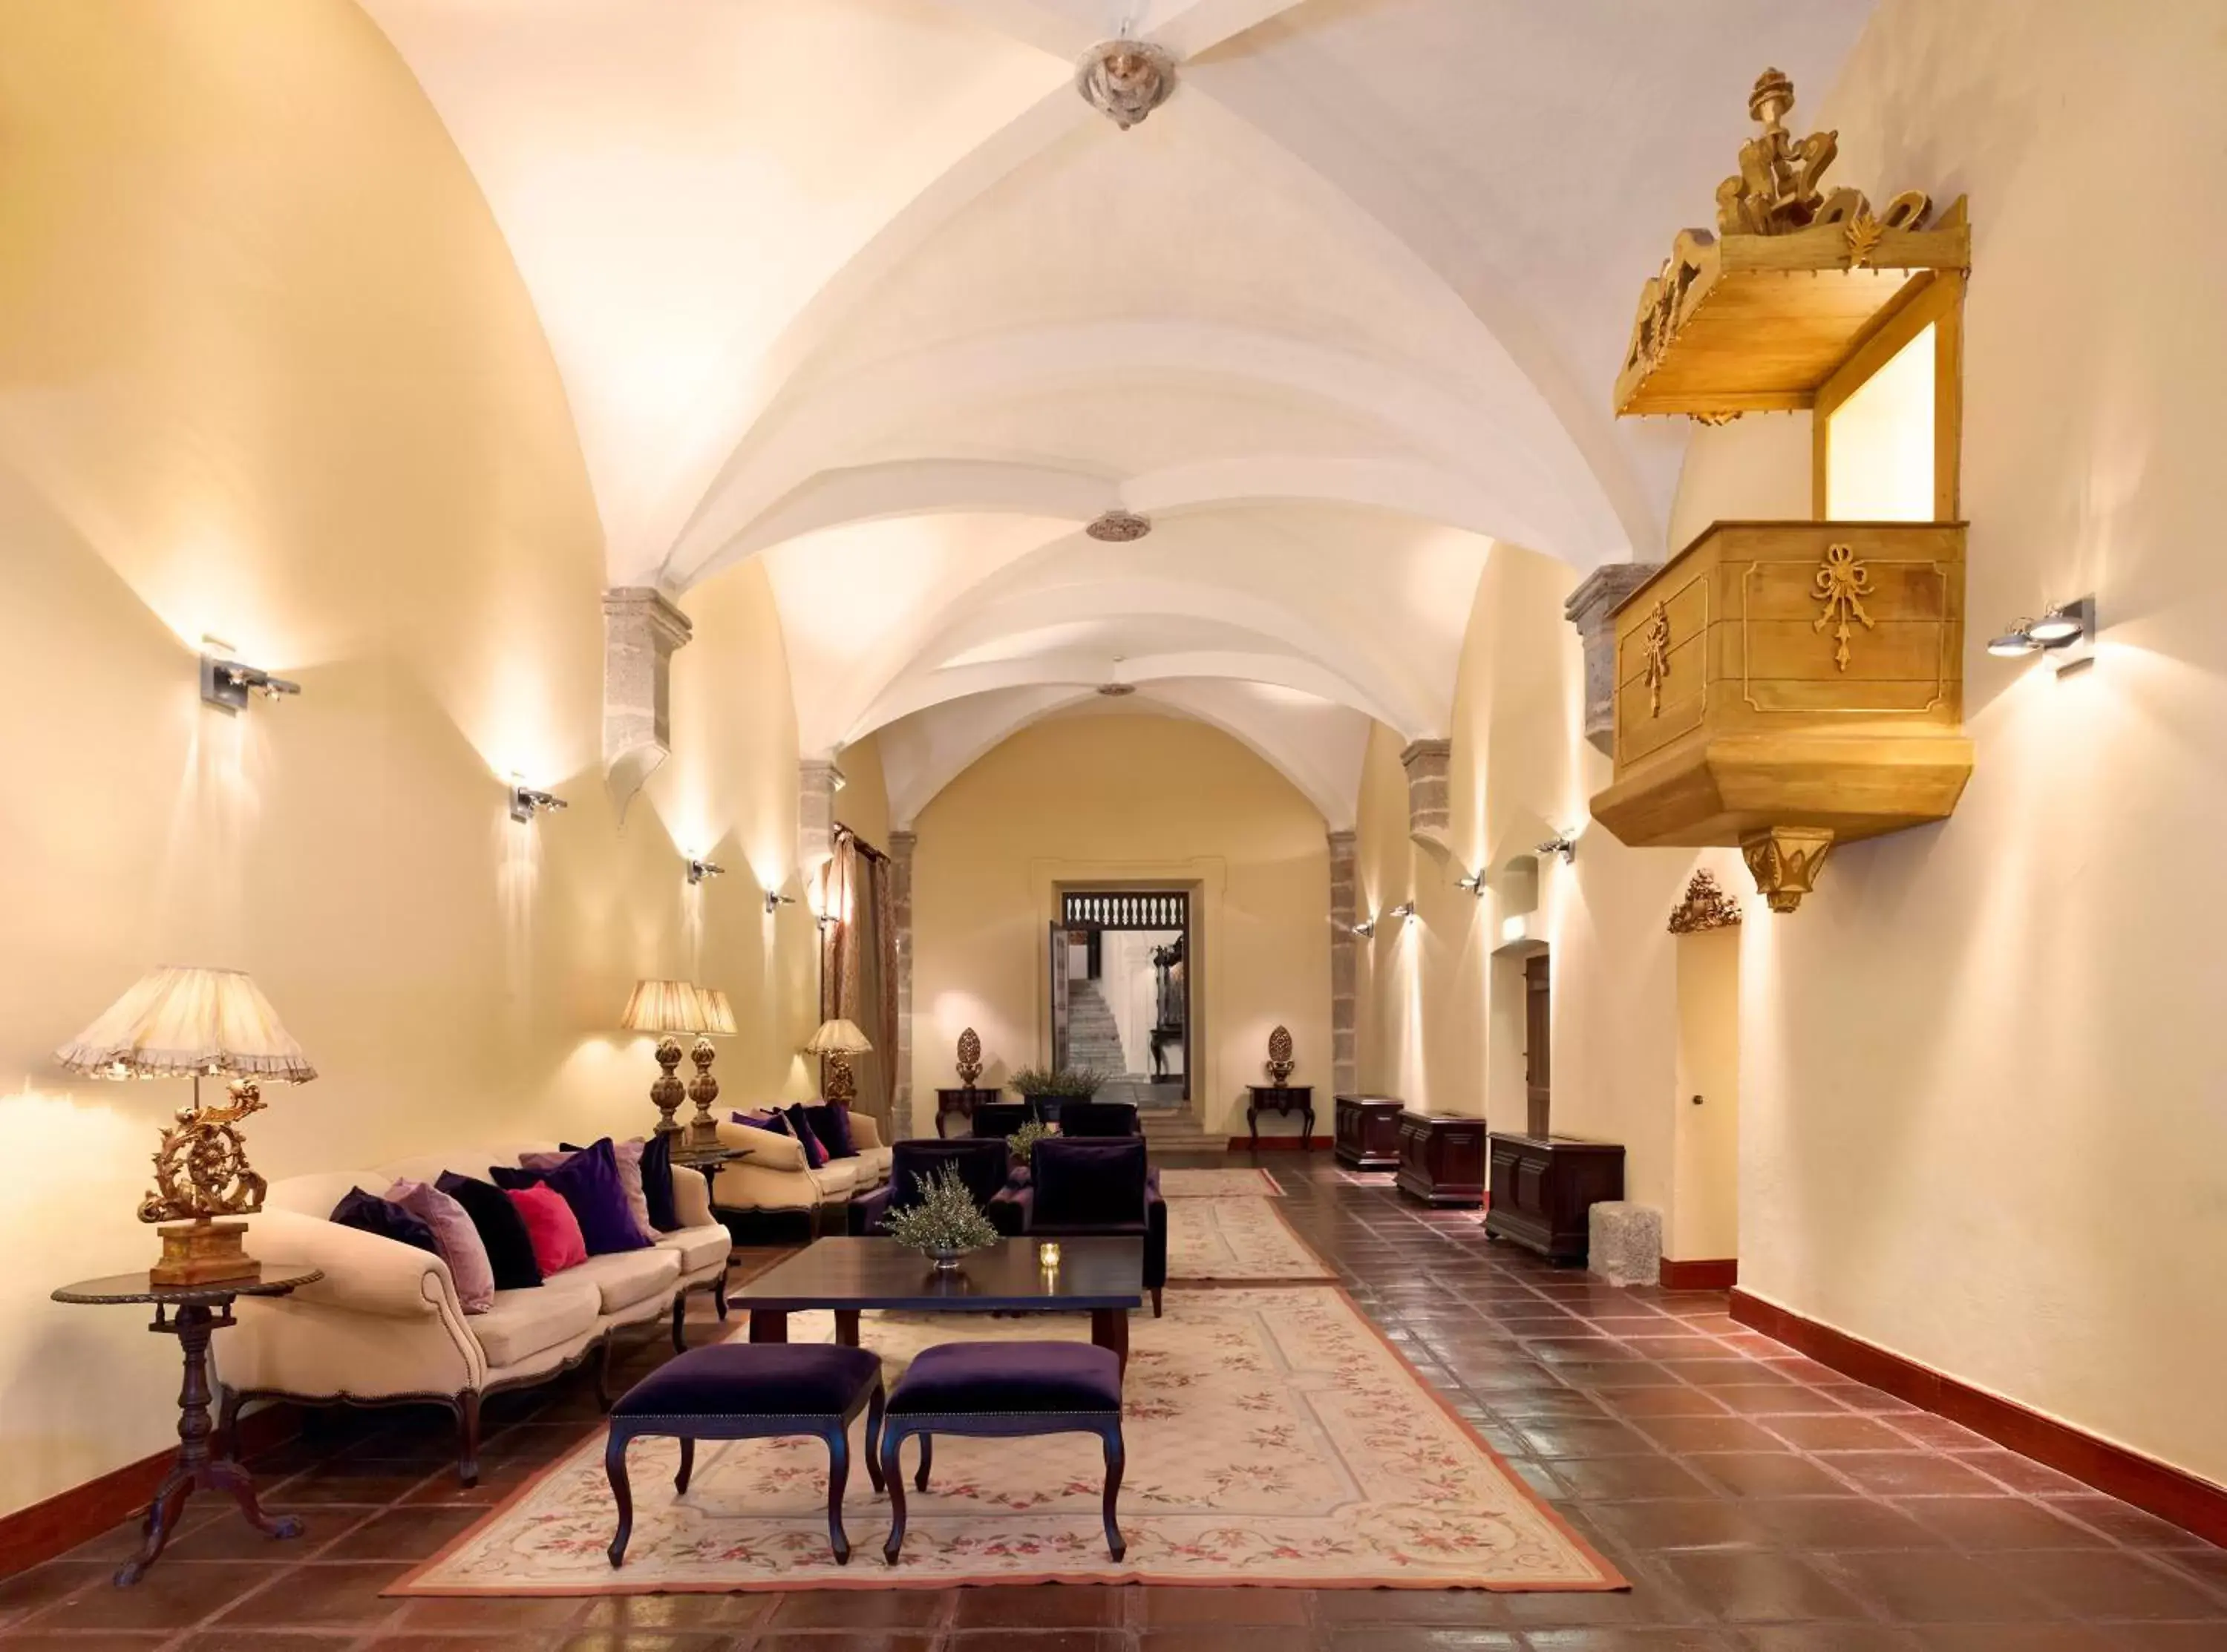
{"left": 1398, "top": 739, "right": 1453, "bottom": 854}
{"left": 601, "top": 586, "right": 695, "bottom": 820}
{"left": 1564, "top": 563, "right": 1662, "bottom": 756}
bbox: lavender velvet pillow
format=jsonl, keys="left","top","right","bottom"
{"left": 386, "top": 1179, "right": 495, "bottom": 1314}
{"left": 532, "top": 1138, "right": 659, "bottom": 1244}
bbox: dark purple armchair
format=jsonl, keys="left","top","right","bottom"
{"left": 1056, "top": 1101, "right": 1141, "bottom": 1138}
{"left": 851, "top": 1138, "right": 1013, "bottom": 1236}
{"left": 992, "top": 1137, "right": 1165, "bottom": 1316}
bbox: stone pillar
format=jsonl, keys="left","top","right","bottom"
{"left": 889, "top": 829, "right": 917, "bottom": 1135}
{"left": 1399, "top": 739, "right": 1452, "bottom": 853}
{"left": 797, "top": 759, "right": 839, "bottom": 895}
{"left": 1563, "top": 563, "right": 1661, "bottom": 755}
{"left": 601, "top": 588, "right": 693, "bottom": 819}
{"left": 1327, "top": 828, "right": 1358, "bottom": 1098}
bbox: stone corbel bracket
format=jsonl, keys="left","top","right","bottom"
{"left": 1565, "top": 563, "right": 1663, "bottom": 755}
{"left": 1399, "top": 739, "right": 1453, "bottom": 856}
{"left": 601, "top": 588, "right": 693, "bottom": 821}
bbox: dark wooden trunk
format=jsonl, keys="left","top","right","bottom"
{"left": 1484, "top": 1133, "right": 1626, "bottom": 1264}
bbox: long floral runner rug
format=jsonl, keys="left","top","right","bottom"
{"left": 392, "top": 1288, "right": 1623, "bottom": 1595}
{"left": 1165, "top": 1196, "right": 1334, "bottom": 1282}
{"left": 1156, "top": 1166, "right": 1282, "bottom": 1198}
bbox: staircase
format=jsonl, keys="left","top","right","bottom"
{"left": 1065, "top": 980, "right": 1128, "bottom": 1075}
{"left": 1068, "top": 978, "right": 1219, "bottom": 1149}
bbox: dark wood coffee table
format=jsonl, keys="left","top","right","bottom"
{"left": 733, "top": 1236, "right": 1145, "bottom": 1369}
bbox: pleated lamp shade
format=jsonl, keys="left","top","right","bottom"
{"left": 802, "top": 1017, "right": 872, "bottom": 1056}
{"left": 696, "top": 988, "right": 737, "bottom": 1038}
{"left": 621, "top": 979, "right": 704, "bottom": 1037}
{"left": 55, "top": 966, "right": 315, "bottom": 1084}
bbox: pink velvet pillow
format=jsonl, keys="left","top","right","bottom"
{"left": 386, "top": 1179, "right": 495, "bottom": 1314}
{"left": 523, "top": 1138, "right": 658, "bottom": 1244}
{"left": 506, "top": 1184, "right": 586, "bottom": 1275}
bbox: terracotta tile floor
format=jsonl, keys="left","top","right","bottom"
{"left": 4, "top": 1154, "right": 2222, "bottom": 1650}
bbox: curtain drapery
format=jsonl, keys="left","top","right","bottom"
{"left": 821, "top": 827, "right": 897, "bottom": 1133}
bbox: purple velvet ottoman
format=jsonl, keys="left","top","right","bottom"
{"left": 604, "top": 1342, "right": 886, "bottom": 1566}
{"left": 877, "top": 1340, "right": 1126, "bottom": 1564}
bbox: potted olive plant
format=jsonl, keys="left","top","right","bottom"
{"left": 1007, "top": 1065, "right": 1104, "bottom": 1127}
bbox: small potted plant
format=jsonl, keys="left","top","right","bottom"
{"left": 1007, "top": 1065, "right": 1105, "bottom": 1127}
{"left": 883, "top": 1164, "right": 1000, "bottom": 1271}
{"left": 1008, "top": 1118, "right": 1056, "bottom": 1167}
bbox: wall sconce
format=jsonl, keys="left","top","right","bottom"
{"left": 1455, "top": 871, "right": 1487, "bottom": 896}
{"left": 1989, "top": 597, "right": 2096, "bottom": 675}
{"left": 1352, "top": 916, "right": 1377, "bottom": 937}
{"left": 764, "top": 891, "right": 798, "bottom": 914}
{"left": 200, "top": 640, "right": 301, "bottom": 712}
{"left": 687, "top": 858, "right": 725, "bottom": 885}
{"left": 816, "top": 911, "right": 840, "bottom": 933}
{"left": 829, "top": 766, "right": 848, "bottom": 793}
{"left": 1535, "top": 832, "right": 1577, "bottom": 865}
{"left": 1387, "top": 900, "right": 1417, "bottom": 922}
{"left": 508, "top": 782, "right": 568, "bottom": 823}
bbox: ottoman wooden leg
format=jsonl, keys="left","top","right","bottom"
{"left": 823, "top": 1424, "right": 851, "bottom": 1565}
{"left": 674, "top": 1436, "right": 695, "bottom": 1495}
{"left": 1099, "top": 1423, "right": 1126, "bottom": 1561}
{"left": 863, "top": 1380, "right": 887, "bottom": 1494}
{"left": 880, "top": 1423, "right": 909, "bottom": 1564}
{"left": 913, "top": 1432, "right": 933, "bottom": 1491}
{"left": 604, "top": 1430, "right": 635, "bottom": 1568}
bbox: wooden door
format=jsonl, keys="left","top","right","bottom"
{"left": 1524, "top": 952, "right": 1551, "bottom": 1138}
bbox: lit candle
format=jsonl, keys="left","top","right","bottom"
{"left": 1037, "top": 1241, "right": 1062, "bottom": 1269}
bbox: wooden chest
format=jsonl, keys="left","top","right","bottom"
{"left": 1334, "top": 1095, "right": 1404, "bottom": 1171}
{"left": 1394, "top": 1112, "right": 1486, "bottom": 1208}
{"left": 1484, "top": 1134, "right": 1627, "bottom": 1264}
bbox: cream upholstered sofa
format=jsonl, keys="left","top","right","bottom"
{"left": 213, "top": 1139, "right": 731, "bottom": 1484}
{"left": 707, "top": 1110, "right": 894, "bottom": 1229}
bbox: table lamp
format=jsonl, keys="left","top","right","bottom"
{"left": 685, "top": 986, "right": 736, "bottom": 1148}
{"left": 621, "top": 979, "right": 705, "bottom": 1136}
{"left": 803, "top": 1017, "right": 871, "bottom": 1106}
{"left": 55, "top": 966, "right": 317, "bottom": 1286}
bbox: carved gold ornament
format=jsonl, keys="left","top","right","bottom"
{"left": 1265, "top": 1024, "right": 1295, "bottom": 1086}
{"left": 1667, "top": 870, "right": 1744, "bottom": 934}
{"left": 1812, "top": 544, "right": 1874, "bottom": 671}
{"left": 955, "top": 1026, "right": 984, "bottom": 1087}
{"left": 140, "top": 1079, "right": 269, "bottom": 1225}
{"left": 1714, "top": 70, "right": 1934, "bottom": 244}
{"left": 1643, "top": 601, "right": 1672, "bottom": 715}
{"left": 1843, "top": 212, "right": 1885, "bottom": 269}
{"left": 1741, "top": 827, "right": 1835, "bottom": 914}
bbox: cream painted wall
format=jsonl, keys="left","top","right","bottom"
{"left": 1691, "top": 0, "right": 2227, "bottom": 1484}
{"left": 910, "top": 713, "right": 1330, "bottom": 1139}
{"left": 0, "top": 2, "right": 820, "bottom": 1519}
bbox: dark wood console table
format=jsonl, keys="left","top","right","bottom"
{"left": 53, "top": 1265, "right": 321, "bottom": 1584}
{"left": 1246, "top": 1085, "right": 1315, "bottom": 1147}
{"left": 933, "top": 1086, "right": 1000, "bottom": 1138}
{"left": 1484, "top": 1133, "right": 1626, "bottom": 1263}
{"left": 1394, "top": 1112, "right": 1487, "bottom": 1206}
{"left": 1333, "top": 1095, "right": 1404, "bottom": 1170}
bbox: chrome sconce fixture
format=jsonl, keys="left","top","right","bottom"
{"left": 764, "top": 891, "right": 798, "bottom": 914}
{"left": 508, "top": 782, "right": 568, "bottom": 823}
{"left": 1455, "top": 870, "right": 1488, "bottom": 896}
{"left": 686, "top": 858, "right": 725, "bottom": 885}
{"left": 200, "top": 640, "right": 301, "bottom": 712}
{"left": 1989, "top": 597, "right": 2096, "bottom": 675}
{"left": 1387, "top": 900, "right": 1417, "bottom": 922}
{"left": 1536, "top": 832, "right": 1578, "bottom": 865}
{"left": 1352, "top": 916, "right": 1377, "bottom": 937}
{"left": 828, "top": 766, "right": 848, "bottom": 793}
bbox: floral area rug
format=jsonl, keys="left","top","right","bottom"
{"left": 392, "top": 1288, "right": 1622, "bottom": 1596}
{"left": 1165, "top": 1196, "right": 1333, "bottom": 1282}
{"left": 1157, "top": 1166, "right": 1282, "bottom": 1198}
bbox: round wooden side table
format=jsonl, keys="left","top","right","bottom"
{"left": 53, "top": 1265, "right": 321, "bottom": 1585}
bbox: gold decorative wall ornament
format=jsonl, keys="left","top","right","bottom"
{"left": 955, "top": 1026, "right": 984, "bottom": 1087}
{"left": 1643, "top": 601, "right": 1672, "bottom": 715}
{"left": 1667, "top": 871, "right": 1744, "bottom": 934}
{"left": 1265, "top": 1025, "right": 1295, "bottom": 1086}
{"left": 1741, "top": 827, "right": 1835, "bottom": 914}
{"left": 1613, "top": 68, "right": 1965, "bottom": 420}
{"left": 1811, "top": 544, "right": 1875, "bottom": 671}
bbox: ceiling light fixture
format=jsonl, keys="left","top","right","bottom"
{"left": 1085, "top": 509, "right": 1152, "bottom": 543}
{"left": 1536, "top": 832, "right": 1578, "bottom": 864}
{"left": 1989, "top": 597, "right": 2096, "bottom": 673}
{"left": 199, "top": 638, "right": 301, "bottom": 712}
{"left": 687, "top": 858, "right": 725, "bottom": 885}
{"left": 1096, "top": 681, "right": 1137, "bottom": 697}
{"left": 1075, "top": 39, "right": 1177, "bottom": 131}
{"left": 508, "top": 782, "right": 568, "bottom": 823}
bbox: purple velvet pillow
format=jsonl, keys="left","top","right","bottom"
{"left": 539, "top": 1139, "right": 658, "bottom": 1244}
{"left": 387, "top": 1179, "right": 495, "bottom": 1314}
{"left": 732, "top": 1108, "right": 786, "bottom": 1133}
{"left": 497, "top": 1139, "right": 650, "bottom": 1255}
{"left": 330, "top": 1187, "right": 437, "bottom": 1254}
{"left": 784, "top": 1104, "right": 830, "bottom": 1170}
{"left": 804, "top": 1104, "right": 857, "bottom": 1159}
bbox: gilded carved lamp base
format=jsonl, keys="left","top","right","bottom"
{"left": 823, "top": 1052, "right": 858, "bottom": 1106}
{"left": 684, "top": 1038, "right": 722, "bottom": 1149}
{"left": 1742, "top": 826, "right": 1835, "bottom": 914}
{"left": 151, "top": 1219, "right": 261, "bottom": 1288}
{"left": 649, "top": 1036, "right": 687, "bottom": 1135}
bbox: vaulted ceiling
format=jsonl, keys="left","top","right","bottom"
{"left": 359, "top": 0, "right": 1874, "bottom": 827}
